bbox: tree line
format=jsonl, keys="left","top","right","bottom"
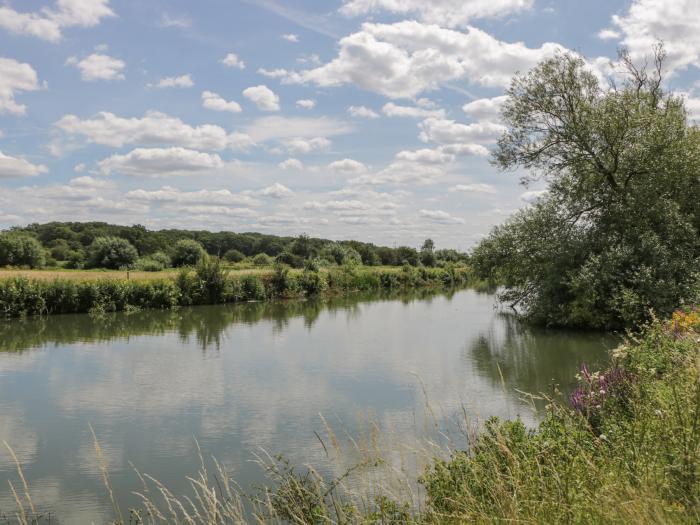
{"left": 0, "top": 221, "right": 467, "bottom": 271}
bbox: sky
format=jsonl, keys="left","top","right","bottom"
{"left": 0, "top": 0, "right": 699, "bottom": 250}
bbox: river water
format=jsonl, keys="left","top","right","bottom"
{"left": 0, "top": 288, "right": 614, "bottom": 523}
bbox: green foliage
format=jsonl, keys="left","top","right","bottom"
{"left": 223, "top": 249, "right": 245, "bottom": 263}
{"left": 171, "top": 239, "right": 206, "bottom": 267}
{"left": 252, "top": 253, "right": 273, "bottom": 266}
{"left": 87, "top": 236, "right": 138, "bottom": 270}
{"left": 473, "top": 47, "right": 700, "bottom": 329}
{"left": 195, "top": 256, "right": 229, "bottom": 304}
{"left": 0, "top": 233, "right": 46, "bottom": 268}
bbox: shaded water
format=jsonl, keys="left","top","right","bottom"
{"left": 0, "top": 288, "right": 614, "bottom": 522}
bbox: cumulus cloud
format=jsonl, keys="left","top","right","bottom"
{"left": 242, "top": 85, "right": 280, "bottom": 111}
{"left": 258, "top": 68, "right": 289, "bottom": 79}
{"left": 288, "top": 21, "right": 566, "bottom": 98}
{"left": 153, "top": 74, "right": 194, "bottom": 88}
{"left": 419, "top": 118, "right": 504, "bottom": 151}
{"left": 462, "top": 96, "right": 507, "bottom": 120}
{"left": 278, "top": 158, "right": 304, "bottom": 170}
{"left": 328, "top": 158, "right": 368, "bottom": 174}
{"left": 222, "top": 52, "right": 245, "bottom": 69}
{"left": 296, "top": 99, "right": 316, "bottom": 109}
{"left": 449, "top": 183, "right": 497, "bottom": 193}
{"left": 245, "top": 116, "right": 352, "bottom": 142}
{"left": 520, "top": 189, "right": 548, "bottom": 202}
{"left": 382, "top": 102, "right": 445, "bottom": 118}
{"left": 350, "top": 159, "right": 443, "bottom": 185}
{"left": 55, "top": 110, "right": 230, "bottom": 150}
{"left": 0, "top": 0, "right": 114, "bottom": 42}
{"left": 348, "top": 105, "right": 379, "bottom": 118}
{"left": 609, "top": 0, "right": 700, "bottom": 74}
{"left": 254, "top": 183, "right": 294, "bottom": 198}
{"left": 0, "top": 57, "right": 40, "bottom": 115}
{"left": 97, "top": 147, "right": 224, "bottom": 177}
{"left": 0, "top": 151, "right": 48, "bottom": 178}
{"left": 127, "top": 186, "right": 258, "bottom": 206}
{"left": 67, "top": 53, "right": 125, "bottom": 81}
{"left": 201, "top": 91, "right": 242, "bottom": 113}
{"left": 395, "top": 148, "right": 454, "bottom": 164}
{"left": 418, "top": 209, "right": 465, "bottom": 224}
{"left": 283, "top": 137, "right": 330, "bottom": 155}
{"left": 339, "top": 0, "right": 533, "bottom": 28}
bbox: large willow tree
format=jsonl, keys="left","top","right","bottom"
{"left": 472, "top": 46, "right": 700, "bottom": 328}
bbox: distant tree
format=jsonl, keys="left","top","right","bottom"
{"left": 0, "top": 233, "right": 45, "bottom": 268}
{"left": 88, "top": 236, "right": 138, "bottom": 269}
{"left": 396, "top": 246, "right": 419, "bottom": 266}
{"left": 290, "top": 234, "right": 314, "bottom": 259}
{"left": 223, "top": 249, "right": 246, "bottom": 263}
{"left": 252, "top": 253, "right": 273, "bottom": 266}
{"left": 171, "top": 239, "right": 206, "bottom": 267}
{"left": 420, "top": 238, "right": 436, "bottom": 267}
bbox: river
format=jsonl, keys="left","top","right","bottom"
{"left": 0, "top": 288, "right": 614, "bottom": 523}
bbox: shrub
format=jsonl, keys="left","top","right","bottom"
{"left": 275, "top": 251, "right": 304, "bottom": 269}
{"left": 223, "top": 249, "right": 245, "bottom": 263}
{"left": 87, "top": 236, "right": 138, "bottom": 269}
{"left": 136, "top": 257, "right": 165, "bottom": 272}
{"left": 149, "top": 251, "right": 171, "bottom": 268}
{"left": 253, "top": 253, "right": 273, "bottom": 266}
{"left": 0, "top": 233, "right": 46, "bottom": 268}
{"left": 241, "top": 274, "right": 266, "bottom": 300}
{"left": 171, "top": 239, "right": 206, "bottom": 267}
{"left": 195, "top": 256, "right": 228, "bottom": 304}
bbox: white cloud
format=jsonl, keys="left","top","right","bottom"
{"left": 0, "top": 0, "right": 114, "bottom": 42}
{"left": 127, "top": 186, "right": 258, "bottom": 206}
{"left": 339, "top": 0, "right": 533, "bottom": 28}
{"left": 258, "top": 68, "right": 289, "bottom": 78}
{"left": 348, "top": 105, "right": 379, "bottom": 119}
{"left": 177, "top": 205, "right": 258, "bottom": 218}
{"left": 283, "top": 137, "right": 331, "bottom": 154}
{"left": 0, "top": 151, "right": 47, "bottom": 178}
{"left": 74, "top": 163, "right": 86, "bottom": 173}
{"left": 245, "top": 116, "right": 352, "bottom": 142}
{"left": 597, "top": 28, "right": 620, "bottom": 41}
{"left": 350, "top": 159, "right": 443, "bottom": 185}
{"left": 418, "top": 209, "right": 465, "bottom": 224}
{"left": 610, "top": 0, "right": 700, "bottom": 74}
{"left": 682, "top": 94, "right": 700, "bottom": 122}
{"left": 278, "top": 158, "right": 304, "bottom": 170}
{"left": 153, "top": 74, "right": 194, "bottom": 88}
{"left": 228, "top": 132, "right": 255, "bottom": 151}
{"left": 395, "top": 148, "right": 454, "bottom": 164}
{"left": 201, "top": 91, "right": 242, "bottom": 113}
{"left": 382, "top": 102, "right": 445, "bottom": 118}
{"left": 222, "top": 52, "right": 245, "bottom": 69}
{"left": 243, "top": 85, "right": 280, "bottom": 111}
{"left": 97, "top": 147, "right": 224, "bottom": 177}
{"left": 67, "top": 53, "right": 125, "bottom": 81}
{"left": 520, "top": 189, "right": 548, "bottom": 202}
{"left": 254, "top": 183, "right": 294, "bottom": 199}
{"left": 159, "top": 13, "right": 192, "bottom": 28}
{"left": 0, "top": 57, "right": 40, "bottom": 115}
{"left": 69, "top": 175, "right": 109, "bottom": 188}
{"left": 462, "top": 95, "right": 507, "bottom": 120}
{"left": 288, "top": 21, "right": 566, "bottom": 98}
{"left": 328, "top": 158, "right": 368, "bottom": 174}
{"left": 296, "top": 99, "right": 316, "bottom": 109}
{"left": 449, "top": 183, "right": 497, "bottom": 193}
{"left": 419, "top": 117, "right": 504, "bottom": 147}
{"left": 304, "top": 200, "right": 371, "bottom": 211}
{"left": 282, "top": 33, "right": 299, "bottom": 42}
{"left": 55, "top": 110, "right": 230, "bottom": 150}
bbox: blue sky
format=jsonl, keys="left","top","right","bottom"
{"left": 1, "top": 0, "right": 698, "bottom": 250}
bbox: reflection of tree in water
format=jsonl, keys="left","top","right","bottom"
{"left": 467, "top": 313, "right": 617, "bottom": 407}
{"left": 0, "top": 287, "right": 461, "bottom": 353}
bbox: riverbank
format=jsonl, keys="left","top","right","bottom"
{"left": 0, "top": 264, "right": 474, "bottom": 318}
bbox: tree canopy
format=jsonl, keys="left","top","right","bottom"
{"left": 472, "top": 47, "right": 700, "bottom": 329}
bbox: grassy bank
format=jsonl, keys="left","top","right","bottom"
{"left": 0, "top": 263, "right": 473, "bottom": 318}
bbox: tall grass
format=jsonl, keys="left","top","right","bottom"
{"left": 0, "top": 264, "right": 474, "bottom": 318}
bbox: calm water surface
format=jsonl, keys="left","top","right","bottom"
{"left": 0, "top": 289, "right": 614, "bottom": 522}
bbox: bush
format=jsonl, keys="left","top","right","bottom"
{"left": 253, "top": 253, "right": 273, "bottom": 266}
{"left": 136, "top": 257, "right": 165, "bottom": 272}
{"left": 223, "top": 249, "right": 245, "bottom": 263}
{"left": 0, "top": 233, "right": 45, "bottom": 268}
{"left": 149, "top": 251, "right": 171, "bottom": 268}
{"left": 87, "top": 236, "right": 138, "bottom": 269}
{"left": 275, "top": 251, "right": 304, "bottom": 269}
{"left": 171, "top": 239, "right": 206, "bottom": 267}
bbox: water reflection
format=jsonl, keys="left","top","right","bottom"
{"left": 0, "top": 288, "right": 611, "bottom": 523}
